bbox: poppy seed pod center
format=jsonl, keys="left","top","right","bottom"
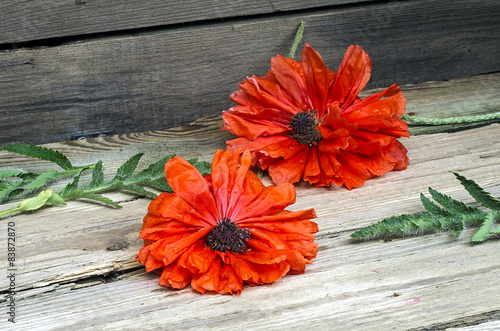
{"left": 206, "top": 218, "right": 251, "bottom": 253}
{"left": 289, "top": 111, "right": 322, "bottom": 145}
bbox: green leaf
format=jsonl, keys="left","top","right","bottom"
{"left": 18, "top": 189, "right": 55, "bottom": 211}
{"left": 59, "top": 173, "right": 81, "bottom": 196}
{"left": 0, "top": 189, "right": 57, "bottom": 218}
{"left": 0, "top": 169, "right": 27, "bottom": 179}
{"left": 428, "top": 187, "right": 485, "bottom": 217}
{"left": 62, "top": 189, "right": 122, "bottom": 208}
{"left": 350, "top": 213, "right": 441, "bottom": 240}
{"left": 470, "top": 213, "right": 495, "bottom": 243}
{"left": 0, "top": 181, "right": 24, "bottom": 203}
{"left": 121, "top": 184, "right": 158, "bottom": 199}
{"left": 451, "top": 171, "right": 500, "bottom": 211}
{"left": 420, "top": 193, "right": 449, "bottom": 217}
{"left": 137, "top": 178, "right": 172, "bottom": 192}
{"left": 86, "top": 160, "right": 104, "bottom": 189}
{"left": 113, "top": 153, "right": 144, "bottom": 182}
{"left": 126, "top": 154, "right": 175, "bottom": 185}
{"left": 45, "top": 192, "right": 67, "bottom": 206}
{"left": 23, "top": 170, "right": 59, "bottom": 190}
{"left": 351, "top": 172, "right": 500, "bottom": 244}
{"left": 3, "top": 144, "right": 73, "bottom": 170}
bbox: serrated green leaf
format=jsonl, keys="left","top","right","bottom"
{"left": 45, "top": 192, "right": 67, "bottom": 206}
{"left": 23, "top": 170, "right": 59, "bottom": 190}
{"left": 86, "top": 160, "right": 104, "bottom": 189}
{"left": 59, "top": 173, "right": 81, "bottom": 196}
{"left": 3, "top": 144, "right": 73, "bottom": 170}
{"left": 63, "top": 189, "right": 122, "bottom": 208}
{"left": 420, "top": 193, "right": 449, "bottom": 216}
{"left": 451, "top": 171, "right": 500, "bottom": 211}
{"left": 0, "top": 169, "right": 27, "bottom": 179}
{"left": 141, "top": 179, "right": 172, "bottom": 192}
{"left": 113, "top": 153, "right": 144, "bottom": 182}
{"left": 126, "top": 154, "right": 175, "bottom": 184}
{"left": 428, "top": 187, "right": 485, "bottom": 217}
{"left": 0, "top": 181, "right": 25, "bottom": 203}
{"left": 121, "top": 184, "right": 158, "bottom": 199}
{"left": 471, "top": 213, "right": 495, "bottom": 243}
{"left": 350, "top": 213, "right": 441, "bottom": 240}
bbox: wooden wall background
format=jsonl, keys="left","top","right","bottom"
{"left": 0, "top": 0, "right": 499, "bottom": 145}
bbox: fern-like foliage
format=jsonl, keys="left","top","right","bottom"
{"left": 351, "top": 172, "right": 500, "bottom": 243}
{"left": 0, "top": 144, "right": 211, "bottom": 219}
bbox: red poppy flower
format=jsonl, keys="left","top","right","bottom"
{"left": 222, "top": 44, "right": 409, "bottom": 189}
{"left": 136, "top": 149, "right": 318, "bottom": 294}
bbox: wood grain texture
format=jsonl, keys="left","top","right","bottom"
{"left": 0, "top": 123, "right": 499, "bottom": 330}
{"left": 1, "top": 0, "right": 499, "bottom": 145}
{"left": 0, "top": 0, "right": 375, "bottom": 45}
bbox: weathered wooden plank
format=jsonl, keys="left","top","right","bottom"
{"left": 1, "top": 123, "right": 499, "bottom": 295}
{"left": 1, "top": 0, "right": 498, "bottom": 145}
{"left": 0, "top": 0, "right": 375, "bottom": 45}
{"left": 0, "top": 108, "right": 499, "bottom": 330}
{"left": 7, "top": 225, "right": 500, "bottom": 330}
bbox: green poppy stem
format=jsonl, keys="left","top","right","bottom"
{"left": 401, "top": 112, "right": 500, "bottom": 125}
{"left": 288, "top": 21, "right": 305, "bottom": 59}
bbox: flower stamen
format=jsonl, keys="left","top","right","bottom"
{"left": 206, "top": 218, "right": 251, "bottom": 253}
{"left": 289, "top": 111, "right": 322, "bottom": 145}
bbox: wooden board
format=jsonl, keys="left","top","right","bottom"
{"left": 0, "top": 123, "right": 499, "bottom": 329}
{"left": 0, "top": 71, "right": 500, "bottom": 328}
{"left": 0, "top": 0, "right": 376, "bottom": 45}
{"left": 1, "top": 0, "right": 499, "bottom": 145}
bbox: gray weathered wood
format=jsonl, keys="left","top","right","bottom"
{"left": 0, "top": 0, "right": 376, "bottom": 45}
{"left": 0, "top": 121, "right": 499, "bottom": 329}
{"left": 1, "top": 0, "right": 498, "bottom": 145}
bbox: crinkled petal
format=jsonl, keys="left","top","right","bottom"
{"left": 302, "top": 43, "right": 334, "bottom": 116}
{"left": 271, "top": 54, "right": 309, "bottom": 108}
{"left": 143, "top": 192, "right": 209, "bottom": 228}
{"left": 165, "top": 156, "right": 219, "bottom": 224}
{"left": 162, "top": 227, "right": 213, "bottom": 265}
{"left": 136, "top": 245, "right": 164, "bottom": 272}
{"left": 159, "top": 264, "right": 192, "bottom": 289}
{"left": 191, "top": 257, "right": 222, "bottom": 294}
{"left": 217, "top": 264, "right": 244, "bottom": 295}
{"left": 238, "top": 209, "right": 317, "bottom": 225}
{"left": 223, "top": 111, "right": 289, "bottom": 140}
{"left": 233, "top": 183, "right": 296, "bottom": 221}
{"left": 267, "top": 148, "right": 309, "bottom": 185}
{"left": 331, "top": 44, "right": 372, "bottom": 108}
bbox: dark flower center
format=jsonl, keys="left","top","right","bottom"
{"left": 289, "top": 111, "right": 322, "bottom": 145}
{"left": 206, "top": 218, "right": 251, "bottom": 253}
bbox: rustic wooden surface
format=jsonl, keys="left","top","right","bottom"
{"left": 0, "top": 76, "right": 499, "bottom": 330}
{"left": 0, "top": 0, "right": 376, "bottom": 45}
{"left": 1, "top": 0, "right": 498, "bottom": 145}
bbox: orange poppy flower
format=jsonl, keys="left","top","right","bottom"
{"left": 222, "top": 44, "right": 409, "bottom": 189}
{"left": 136, "top": 149, "right": 318, "bottom": 294}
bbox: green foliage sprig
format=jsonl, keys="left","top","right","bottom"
{"left": 0, "top": 144, "right": 210, "bottom": 219}
{"left": 351, "top": 172, "right": 500, "bottom": 244}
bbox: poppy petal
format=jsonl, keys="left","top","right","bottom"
{"left": 331, "top": 44, "right": 372, "bottom": 108}
{"left": 165, "top": 156, "right": 219, "bottom": 224}
{"left": 159, "top": 264, "right": 192, "bottom": 289}
{"left": 267, "top": 148, "right": 309, "bottom": 185}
